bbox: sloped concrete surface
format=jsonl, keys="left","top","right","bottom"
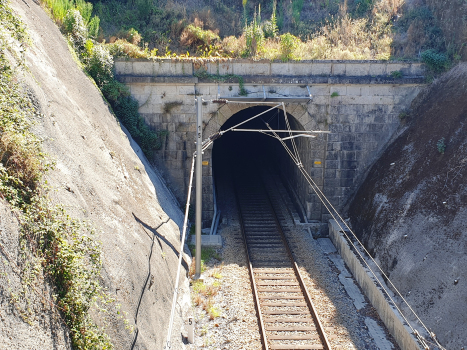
{"left": 1, "top": 0, "right": 190, "bottom": 348}
{"left": 349, "top": 63, "right": 467, "bottom": 349}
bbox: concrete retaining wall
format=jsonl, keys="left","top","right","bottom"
{"left": 328, "top": 220, "right": 422, "bottom": 350}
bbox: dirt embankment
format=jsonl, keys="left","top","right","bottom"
{"left": 1, "top": 0, "right": 190, "bottom": 349}
{"left": 349, "top": 63, "right": 467, "bottom": 349}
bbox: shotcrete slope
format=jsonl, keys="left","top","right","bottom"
{"left": 1, "top": 0, "right": 190, "bottom": 348}
{"left": 349, "top": 63, "right": 467, "bottom": 349}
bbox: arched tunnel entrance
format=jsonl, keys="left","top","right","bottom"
{"left": 211, "top": 105, "right": 323, "bottom": 224}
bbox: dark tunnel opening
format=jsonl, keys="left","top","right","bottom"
{"left": 212, "top": 105, "right": 309, "bottom": 222}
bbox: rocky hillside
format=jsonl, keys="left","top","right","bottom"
{"left": 1, "top": 0, "right": 190, "bottom": 348}
{"left": 349, "top": 63, "right": 467, "bottom": 349}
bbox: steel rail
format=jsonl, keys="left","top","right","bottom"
{"left": 233, "top": 168, "right": 331, "bottom": 350}
{"left": 233, "top": 174, "right": 269, "bottom": 350}
{"left": 262, "top": 176, "right": 332, "bottom": 350}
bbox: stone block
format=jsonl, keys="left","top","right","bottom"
{"left": 368, "top": 124, "right": 384, "bottom": 132}
{"left": 341, "top": 160, "right": 358, "bottom": 169}
{"left": 346, "top": 86, "right": 362, "bottom": 96}
{"left": 353, "top": 142, "right": 364, "bottom": 151}
{"left": 386, "top": 63, "right": 407, "bottom": 75}
{"left": 115, "top": 61, "right": 134, "bottom": 75}
{"left": 342, "top": 151, "right": 356, "bottom": 161}
{"left": 326, "top": 151, "right": 339, "bottom": 160}
{"left": 330, "top": 86, "right": 347, "bottom": 96}
{"left": 178, "top": 85, "right": 196, "bottom": 95}
{"left": 217, "top": 62, "right": 234, "bottom": 75}
{"left": 340, "top": 178, "right": 353, "bottom": 187}
{"left": 312, "top": 63, "right": 332, "bottom": 76}
{"left": 325, "top": 160, "right": 339, "bottom": 169}
{"left": 324, "top": 169, "right": 336, "bottom": 178}
{"left": 312, "top": 177, "right": 324, "bottom": 186}
{"left": 354, "top": 133, "right": 364, "bottom": 142}
{"left": 271, "top": 62, "right": 291, "bottom": 75}
{"left": 133, "top": 62, "right": 154, "bottom": 76}
{"left": 345, "top": 63, "right": 370, "bottom": 76}
{"left": 328, "top": 133, "right": 339, "bottom": 142}
{"left": 369, "top": 63, "right": 387, "bottom": 76}
{"left": 342, "top": 142, "right": 354, "bottom": 151}
{"left": 340, "top": 134, "right": 356, "bottom": 142}
{"left": 233, "top": 62, "right": 270, "bottom": 75}
{"left": 371, "top": 86, "right": 394, "bottom": 96}
{"left": 338, "top": 169, "right": 356, "bottom": 178}
{"left": 409, "top": 63, "right": 425, "bottom": 76}
{"left": 331, "top": 63, "right": 346, "bottom": 75}
{"left": 353, "top": 124, "right": 369, "bottom": 133}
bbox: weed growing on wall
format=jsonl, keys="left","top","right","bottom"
{"left": 0, "top": 2, "right": 114, "bottom": 348}
{"left": 421, "top": 49, "right": 449, "bottom": 73}
{"left": 194, "top": 70, "right": 248, "bottom": 96}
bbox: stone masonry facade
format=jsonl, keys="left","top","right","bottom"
{"left": 115, "top": 59, "right": 425, "bottom": 225}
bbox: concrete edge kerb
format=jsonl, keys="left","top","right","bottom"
{"left": 328, "top": 219, "right": 423, "bottom": 350}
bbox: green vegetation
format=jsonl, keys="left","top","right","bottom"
{"left": 437, "top": 137, "right": 446, "bottom": 154}
{"left": 190, "top": 265, "right": 223, "bottom": 320}
{"left": 180, "top": 22, "right": 220, "bottom": 54}
{"left": 279, "top": 33, "right": 298, "bottom": 61}
{"left": 43, "top": 0, "right": 166, "bottom": 157}
{"left": 194, "top": 71, "right": 248, "bottom": 96}
{"left": 0, "top": 2, "right": 114, "bottom": 348}
{"left": 48, "top": 0, "right": 462, "bottom": 65}
{"left": 331, "top": 91, "right": 339, "bottom": 98}
{"left": 390, "top": 70, "right": 403, "bottom": 78}
{"left": 421, "top": 49, "right": 449, "bottom": 73}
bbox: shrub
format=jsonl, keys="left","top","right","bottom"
{"left": 101, "top": 79, "right": 130, "bottom": 103}
{"left": 87, "top": 15, "right": 100, "bottom": 39}
{"left": 44, "top": 0, "right": 73, "bottom": 22}
{"left": 280, "top": 33, "right": 298, "bottom": 61}
{"left": 180, "top": 23, "right": 220, "bottom": 51}
{"left": 421, "top": 49, "right": 449, "bottom": 73}
{"left": 106, "top": 39, "right": 149, "bottom": 59}
{"left": 355, "top": 0, "right": 373, "bottom": 15}
{"left": 86, "top": 44, "right": 113, "bottom": 87}
{"left": 264, "top": 0, "right": 278, "bottom": 38}
{"left": 127, "top": 28, "right": 142, "bottom": 46}
{"left": 243, "top": 11, "right": 264, "bottom": 57}
{"left": 113, "top": 96, "right": 164, "bottom": 155}
{"left": 292, "top": 0, "right": 304, "bottom": 25}
{"left": 75, "top": 0, "right": 93, "bottom": 24}
{"left": 63, "top": 9, "right": 87, "bottom": 50}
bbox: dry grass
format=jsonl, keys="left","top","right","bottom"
{"left": 215, "top": 0, "right": 399, "bottom": 61}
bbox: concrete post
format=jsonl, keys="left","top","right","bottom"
{"left": 195, "top": 98, "right": 202, "bottom": 279}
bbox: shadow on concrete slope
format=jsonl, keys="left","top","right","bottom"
{"left": 349, "top": 63, "right": 467, "bottom": 349}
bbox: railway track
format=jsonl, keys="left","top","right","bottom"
{"left": 233, "top": 165, "right": 332, "bottom": 350}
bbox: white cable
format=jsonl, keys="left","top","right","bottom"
{"left": 165, "top": 154, "right": 196, "bottom": 349}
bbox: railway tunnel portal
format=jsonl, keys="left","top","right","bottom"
{"left": 115, "top": 59, "right": 426, "bottom": 226}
